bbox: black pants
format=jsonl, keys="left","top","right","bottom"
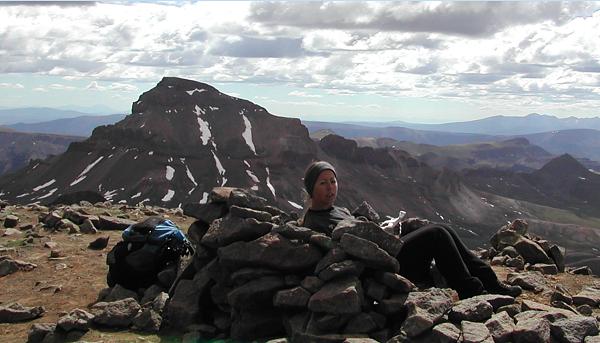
{"left": 397, "top": 223, "right": 499, "bottom": 298}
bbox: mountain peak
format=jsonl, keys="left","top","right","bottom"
{"left": 536, "top": 153, "right": 590, "bottom": 178}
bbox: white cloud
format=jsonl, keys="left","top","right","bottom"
{"left": 0, "top": 83, "right": 24, "bottom": 89}
{"left": 288, "top": 90, "right": 322, "bottom": 98}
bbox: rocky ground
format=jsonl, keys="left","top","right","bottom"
{"left": 1, "top": 192, "right": 600, "bottom": 343}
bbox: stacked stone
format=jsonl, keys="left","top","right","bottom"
{"left": 487, "top": 219, "right": 566, "bottom": 275}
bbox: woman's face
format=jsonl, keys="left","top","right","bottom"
{"left": 311, "top": 169, "right": 338, "bottom": 210}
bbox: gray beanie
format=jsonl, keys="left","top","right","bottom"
{"left": 304, "top": 161, "right": 337, "bottom": 197}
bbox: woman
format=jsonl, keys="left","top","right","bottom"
{"left": 302, "top": 161, "right": 521, "bottom": 299}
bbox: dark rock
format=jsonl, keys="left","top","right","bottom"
{"left": 400, "top": 288, "right": 457, "bottom": 337}
{"left": 332, "top": 219, "right": 403, "bottom": 256}
{"left": 272, "top": 222, "right": 316, "bottom": 241}
{"left": 514, "top": 237, "right": 553, "bottom": 264}
{"left": 513, "top": 317, "right": 551, "bottom": 343}
{"left": 548, "top": 245, "right": 566, "bottom": 273}
{"left": 301, "top": 276, "right": 324, "bottom": 294}
{"left": 375, "top": 272, "right": 416, "bottom": 293}
{"left": 105, "top": 284, "right": 138, "bottom": 302}
{"left": 551, "top": 290, "right": 573, "bottom": 305}
{"left": 79, "top": 218, "right": 98, "bottom": 234}
{"left": 497, "top": 303, "right": 522, "bottom": 317}
{"left": 227, "top": 188, "right": 268, "bottom": 211}
{"left": 577, "top": 304, "right": 593, "bottom": 316}
{"left": 376, "top": 293, "right": 408, "bottom": 315}
{"left": 228, "top": 275, "right": 285, "bottom": 309}
{"left": 448, "top": 297, "right": 493, "bottom": 322}
{"left": 505, "top": 256, "right": 525, "bottom": 270}
{"left": 230, "top": 307, "right": 284, "bottom": 341}
{"left": 41, "top": 211, "right": 62, "bottom": 228}
{"left": 339, "top": 233, "right": 399, "bottom": 273}
{"left": 573, "top": 286, "right": 600, "bottom": 307}
{"left": 274, "top": 286, "right": 311, "bottom": 308}
{"left": 183, "top": 202, "right": 228, "bottom": 224}
{"left": 49, "top": 191, "right": 105, "bottom": 206}
{"left": 492, "top": 255, "right": 508, "bottom": 266}
{"left": 0, "top": 257, "right": 37, "bottom": 277}
{"left": 308, "top": 277, "right": 363, "bottom": 314}
{"left": 318, "top": 259, "right": 364, "bottom": 282}
{"left": 229, "top": 205, "right": 272, "bottom": 222}
{"left": 550, "top": 316, "right": 599, "bottom": 343}
{"left": 0, "top": 303, "right": 45, "bottom": 323}
{"left": 157, "top": 267, "right": 177, "bottom": 288}
{"left": 571, "top": 266, "right": 593, "bottom": 275}
{"left": 57, "top": 218, "right": 79, "bottom": 234}
{"left": 62, "top": 208, "right": 87, "bottom": 225}
{"left": 201, "top": 214, "right": 273, "bottom": 248}
{"left": 306, "top": 312, "right": 351, "bottom": 334}
{"left": 500, "top": 246, "right": 520, "bottom": 258}
{"left": 529, "top": 263, "right": 558, "bottom": 275}
{"left": 315, "top": 248, "right": 348, "bottom": 274}
{"left": 3, "top": 214, "right": 19, "bottom": 228}
{"left": 151, "top": 292, "right": 169, "bottom": 313}
{"left": 140, "top": 284, "right": 164, "bottom": 305}
{"left": 96, "top": 216, "right": 135, "bottom": 231}
{"left": 218, "top": 233, "right": 323, "bottom": 271}
{"left": 344, "top": 312, "right": 378, "bottom": 334}
{"left": 490, "top": 222, "right": 523, "bottom": 250}
{"left": 470, "top": 294, "right": 515, "bottom": 311}
{"left": 485, "top": 311, "right": 515, "bottom": 343}
{"left": 87, "top": 236, "right": 109, "bottom": 250}
{"left": 351, "top": 201, "right": 380, "bottom": 222}
{"left": 90, "top": 298, "right": 140, "bottom": 328}
{"left": 132, "top": 308, "right": 162, "bottom": 332}
{"left": 187, "top": 220, "right": 209, "bottom": 245}
{"left": 27, "top": 323, "right": 56, "bottom": 343}
{"left": 309, "top": 234, "right": 334, "bottom": 251}
{"left": 208, "top": 187, "right": 237, "bottom": 203}
{"left": 56, "top": 308, "right": 94, "bottom": 332}
{"left": 164, "top": 265, "right": 212, "bottom": 330}
{"left": 365, "top": 279, "right": 388, "bottom": 301}
{"left": 461, "top": 321, "right": 493, "bottom": 343}
{"left": 230, "top": 267, "right": 279, "bottom": 285}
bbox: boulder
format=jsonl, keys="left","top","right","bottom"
{"left": 400, "top": 288, "right": 457, "bottom": 337}
{"left": 332, "top": 219, "right": 403, "bottom": 256}
{"left": 79, "top": 219, "right": 98, "bottom": 234}
{"left": 339, "top": 233, "right": 399, "bottom": 273}
{"left": 87, "top": 236, "right": 109, "bottom": 250}
{"left": 140, "top": 284, "right": 164, "bottom": 305}
{"left": 573, "top": 286, "right": 600, "bottom": 307}
{"left": 228, "top": 276, "right": 285, "bottom": 309}
{"left": 351, "top": 201, "right": 380, "bottom": 222}
{"left": 0, "top": 303, "right": 45, "bottom": 323}
{"left": 548, "top": 245, "right": 566, "bottom": 273}
{"left": 550, "top": 316, "right": 599, "bottom": 343}
{"left": 308, "top": 277, "right": 363, "bottom": 314}
{"left": 183, "top": 202, "right": 228, "bottom": 224}
{"left": 90, "top": 298, "right": 141, "bottom": 328}
{"left": 56, "top": 308, "right": 95, "bottom": 332}
{"left": 26, "top": 323, "right": 56, "bottom": 343}
{"left": 218, "top": 233, "right": 322, "bottom": 271}
{"left": 230, "top": 205, "right": 272, "bottom": 222}
{"left": 318, "top": 260, "right": 364, "bottom": 282}
{"left": 227, "top": 188, "right": 268, "bottom": 211}
{"left": 514, "top": 237, "right": 553, "bottom": 264}
{"left": 485, "top": 311, "right": 515, "bottom": 343}
{"left": 529, "top": 263, "right": 558, "bottom": 275}
{"left": 448, "top": 297, "right": 494, "bottom": 322}
{"left": 513, "top": 317, "right": 551, "bottom": 343}
{"left": 96, "top": 216, "right": 135, "bottom": 231}
{"left": 202, "top": 215, "right": 273, "bottom": 248}
{"left": 0, "top": 257, "right": 37, "bottom": 277}
{"left": 274, "top": 286, "right": 312, "bottom": 308}
{"left": 3, "top": 214, "right": 19, "bottom": 228}
{"left": 507, "top": 271, "right": 550, "bottom": 292}
{"left": 343, "top": 312, "right": 378, "bottom": 334}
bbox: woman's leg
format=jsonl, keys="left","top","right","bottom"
{"left": 397, "top": 224, "right": 485, "bottom": 299}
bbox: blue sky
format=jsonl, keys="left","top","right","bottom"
{"left": 2, "top": 1, "right": 600, "bottom": 123}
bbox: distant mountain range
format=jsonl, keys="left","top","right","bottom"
{"left": 345, "top": 112, "right": 600, "bottom": 135}
{"left": 0, "top": 107, "right": 124, "bottom": 126}
{"left": 8, "top": 114, "right": 126, "bottom": 136}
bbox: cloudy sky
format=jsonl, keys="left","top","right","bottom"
{"left": 1, "top": 1, "right": 600, "bottom": 123}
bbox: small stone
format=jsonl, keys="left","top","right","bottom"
{"left": 448, "top": 297, "right": 493, "bottom": 322}
{"left": 3, "top": 214, "right": 19, "bottom": 228}
{"left": 49, "top": 250, "right": 61, "bottom": 258}
{"left": 577, "top": 304, "right": 593, "bottom": 316}
{"left": 529, "top": 263, "right": 558, "bottom": 275}
{"left": 43, "top": 241, "right": 58, "bottom": 249}
{"left": 0, "top": 302, "right": 45, "bottom": 323}
{"left": 87, "top": 236, "right": 109, "bottom": 250}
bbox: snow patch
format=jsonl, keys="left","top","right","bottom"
{"left": 200, "top": 192, "right": 209, "bottom": 204}
{"left": 251, "top": 185, "right": 259, "bottom": 191}
{"left": 131, "top": 192, "right": 141, "bottom": 199}
{"left": 104, "top": 189, "right": 118, "bottom": 200}
{"left": 70, "top": 175, "right": 87, "bottom": 186}
{"left": 209, "top": 106, "right": 219, "bottom": 111}
{"left": 71, "top": 156, "right": 104, "bottom": 186}
{"left": 212, "top": 151, "right": 226, "bottom": 177}
{"left": 185, "top": 165, "right": 198, "bottom": 186}
{"left": 148, "top": 151, "right": 154, "bottom": 156}
{"left": 246, "top": 170, "right": 259, "bottom": 183}
{"left": 16, "top": 193, "right": 30, "bottom": 198}
{"left": 579, "top": 176, "right": 587, "bottom": 180}
{"left": 166, "top": 165, "right": 175, "bottom": 181}
{"left": 241, "top": 115, "right": 256, "bottom": 154}
{"left": 194, "top": 105, "right": 212, "bottom": 145}
{"left": 37, "top": 188, "right": 58, "bottom": 200}
{"left": 168, "top": 157, "right": 173, "bottom": 163}
{"left": 288, "top": 200, "right": 303, "bottom": 209}
{"left": 32, "top": 163, "right": 39, "bottom": 170}
{"left": 244, "top": 160, "right": 250, "bottom": 168}
{"left": 187, "top": 88, "right": 207, "bottom": 96}
{"left": 162, "top": 189, "right": 175, "bottom": 202}
{"left": 265, "top": 167, "right": 275, "bottom": 198}
{"left": 33, "top": 179, "right": 56, "bottom": 192}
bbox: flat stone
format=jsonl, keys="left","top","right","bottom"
{"left": 485, "top": 311, "right": 515, "bottom": 343}
{"left": 448, "top": 297, "right": 493, "bottom": 322}
{"left": 56, "top": 308, "right": 94, "bottom": 332}
{"left": 318, "top": 259, "right": 364, "bottom": 282}
{"left": 308, "top": 277, "right": 363, "bottom": 314}
{"left": 343, "top": 312, "right": 378, "bottom": 334}
{"left": 365, "top": 279, "right": 388, "bottom": 301}
{"left": 90, "top": 298, "right": 140, "bottom": 328}
{"left": 529, "top": 263, "right": 558, "bottom": 275}
{"left": 550, "top": 316, "right": 599, "bottom": 343}
{"left": 514, "top": 237, "right": 553, "bottom": 265}
{"left": 226, "top": 188, "right": 268, "bottom": 211}
{"left": 228, "top": 276, "right": 285, "bottom": 309}
{"left": 521, "top": 300, "right": 577, "bottom": 318}
{"left": 229, "top": 205, "right": 272, "bottom": 222}
{"left": 140, "top": 284, "right": 164, "bottom": 305}
{"left": 573, "top": 286, "right": 600, "bottom": 307}
{"left": 183, "top": 202, "right": 228, "bottom": 224}
{"left": 339, "top": 233, "right": 399, "bottom": 273}
{"left": 96, "top": 215, "right": 135, "bottom": 231}
{"left": 332, "top": 219, "right": 403, "bottom": 256}
{"left": 314, "top": 248, "right": 348, "bottom": 274}
{"left": 218, "top": 233, "right": 322, "bottom": 272}
{"left": 496, "top": 303, "right": 522, "bottom": 317}
{"left": 461, "top": 321, "right": 494, "bottom": 343}
{"left": 79, "top": 219, "right": 98, "bottom": 234}
{"left": 507, "top": 271, "right": 550, "bottom": 293}
{"left": 274, "top": 286, "right": 311, "bottom": 308}
{"left": 202, "top": 214, "right": 273, "bottom": 248}
{"left": 272, "top": 222, "right": 316, "bottom": 241}
{"left": 309, "top": 234, "right": 334, "bottom": 251}
{"left": 351, "top": 201, "right": 380, "bottom": 222}
{"left": 0, "top": 257, "right": 37, "bottom": 277}
{"left": 470, "top": 294, "right": 515, "bottom": 311}
{"left": 0, "top": 302, "right": 45, "bottom": 323}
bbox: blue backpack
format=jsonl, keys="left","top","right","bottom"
{"left": 107, "top": 217, "right": 193, "bottom": 290}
